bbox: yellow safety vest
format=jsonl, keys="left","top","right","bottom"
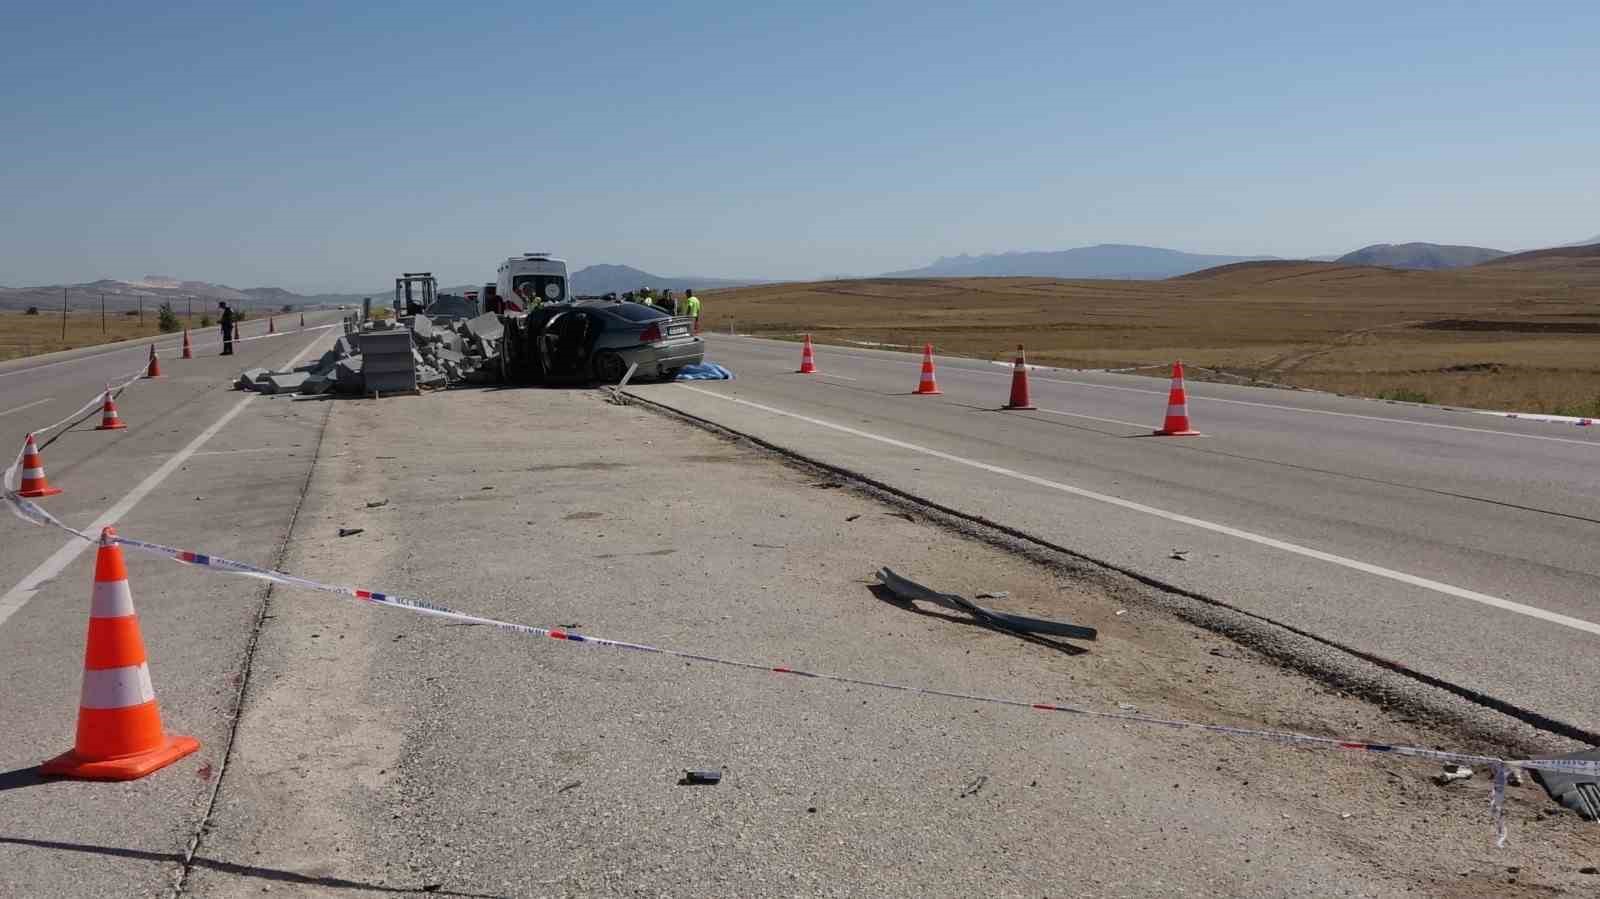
{"left": 684, "top": 295, "right": 701, "bottom": 317}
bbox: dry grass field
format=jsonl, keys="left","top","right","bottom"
{"left": 0, "top": 311, "right": 194, "bottom": 362}
{"left": 702, "top": 256, "right": 1600, "bottom": 416}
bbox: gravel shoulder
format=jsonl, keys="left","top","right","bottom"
{"left": 185, "top": 387, "right": 1597, "bottom": 898}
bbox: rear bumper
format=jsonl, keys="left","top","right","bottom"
{"left": 617, "top": 340, "right": 704, "bottom": 378}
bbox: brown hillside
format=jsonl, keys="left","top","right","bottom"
{"left": 702, "top": 266, "right": 1600, "bottom": 415}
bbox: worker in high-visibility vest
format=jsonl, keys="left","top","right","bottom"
{"left": 638, "top": 287, "right": 655, "bottom": 307}
{"left": 683, "top": 289, "right": 702, "bottom": 326}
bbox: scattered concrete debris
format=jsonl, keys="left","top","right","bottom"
{"left": 679, "top": 769, "right": 722, "bottom": 786}
{"left": 237, "top": 312, "right": 509, "bottom": 399}
{"left": 1435, "top": 765, "right": 1474, "bottom": 785}
{"left": 366, "top": 499, "right": 389, "bottom": 508}
{"left": 338, "top": 527, "right": 364, "bottom": 538}
{"left": 875, "top": 567, "right": 1098, "bottom": 642}
{"left": 958, "top": 775, "right": 988, "bottom": 798}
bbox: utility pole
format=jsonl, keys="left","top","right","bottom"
{"left": 61, "top": 286, "right": 68, "bottom": 340}
{"left": 101, "top": 293, "right": 106, "bottom": 333}
{"left": 138, "top": 296, "right": 143, "bottom": 326}
{"left": 187, "top": 297, "right": 192, "bottom": 324}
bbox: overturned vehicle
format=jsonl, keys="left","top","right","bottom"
{"left": 502, "top": 300, "right": 704, "bottom": 385}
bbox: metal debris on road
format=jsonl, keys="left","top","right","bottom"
{"left": 876, "top": 567, "right": 1098, "bottom": 642}
{"left": 958, "top": 775, "right": 988, "bottom": 798}
{"left": 680, "top": 769, "right": 723, "bottom": 786}
{"left": 337, "top": 527, "right": 364, "bottom": 538}
{"left": 1531, "top": 747, "right": 1600, "bottom": 821}
{"left": 366, "top": 499, "right": 389, "bottom": 508}
{"left": 975, "top": 591, "right": 1009, "bottom": 600}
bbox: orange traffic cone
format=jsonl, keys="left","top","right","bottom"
{"left": 1154, "top": 361, "right": 1201, "bottom": 436}
{"left": 914, "top": 343, "right": 942, "bottom": 395}
{"left": 16, "top": 433, "right": 63, "bottom": 498}
{"left": 181, "top": 329, "right": 193, "bottom": 359}
{"left": 268, "top": 316, "right": 276, "bottom": 334}
{"left": 41, "top": 528, "right": 199, "bottom": 780}
{"left": 144, "top": 344, "right": 162, "bottom": 378}
{"left": 95, "top": 385, "right": 127, "bottom": 430}
{"left": 797, "top": 334, "right": 818, "bottom": 374}
{"left": 1003, "top": 345, "right": 1036, "bottom": 410}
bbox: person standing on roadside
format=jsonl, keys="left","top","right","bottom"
{"left": 683, "top": 289, "right": 702, "bottom": 328}
{"left": 218, "top": 301, "right": 235, "bottom": 355}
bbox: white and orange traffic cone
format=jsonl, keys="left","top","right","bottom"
{"left": 16, "top": 433, "right": 63, "bottom": 498}
{"left": 1002, "top": 345, "right": 1035, "bottom": 410}
{"left": 797, "top": 334, "right": 818, "bottom": 374}
{"left": 181, "top": 329, "right": 193, "bottom": 360}
{"left": 95, "top": 385, "right": 127, "bottom": 431}
{"left": 40, "top": 528, "right": 199, "bottom": 780}
{"left": 914, "top": 343, "right": 942, "bottom": 395}
{"left": 144, "top": 344, "right": 162, "bottom": 378}
{"left": 1153, "top": 361, "right": 1201, "bottom": 436}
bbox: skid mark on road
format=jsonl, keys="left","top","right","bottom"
{"left": 675, "top": 385, "right": 1600, "bottom": 638}
{"left": 0, "top": 332, "right": 329, "bottom": 629}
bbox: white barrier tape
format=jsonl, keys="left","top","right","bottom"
{"left": 4, "top": 484, "right": 1592, "bottom": 844}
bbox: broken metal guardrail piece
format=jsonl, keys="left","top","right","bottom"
{"left": 875, "top": 567, "right": 1097, "bottom": 642}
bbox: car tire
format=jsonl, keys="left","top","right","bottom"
{"left": 592, "top": 350, "right": 627, "bottom": 383}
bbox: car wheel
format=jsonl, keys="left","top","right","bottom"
{"left": 592, "top": 350, "right": 627, "bottom": 383}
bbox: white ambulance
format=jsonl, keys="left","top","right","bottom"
{"left": 495, "top": 253, "right": 569, "bottom": 311}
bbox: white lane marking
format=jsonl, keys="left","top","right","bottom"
{"left": 1035, "top": 408, "right": 1150, "bottom": 430}
{"left": 676, "top": 385, "right": 1600, "bottom": 638}
{"left": 0, "top": 398, "right": 53, "bottom": 418}
{"left": 716, "top": 336, "right": 1600, "bottom": 448}
{"left": 815, "top": 372, "right": 858, "bottom": 381}
{"left": 0, "top": 331, "right": 328, "bottom": 629}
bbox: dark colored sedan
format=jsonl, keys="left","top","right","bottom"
{"left": 502, "top": 300, "right": 705, "bottom": 384}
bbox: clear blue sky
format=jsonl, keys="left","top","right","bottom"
{"left": 2, "top": 1, "right": 1596, "bottom": 292}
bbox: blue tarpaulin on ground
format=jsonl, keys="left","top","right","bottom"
{"left": 674, "top": 362, "right": 734, "bottom": 380}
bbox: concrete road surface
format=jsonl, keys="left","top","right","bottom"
{"left": 630, "top": 334, "right": 1600, "bottom": 739}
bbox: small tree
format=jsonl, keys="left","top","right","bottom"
{"left": 157, "top": 301, "right": 181, "bottom": 333}
{"left": 24, "top": 306, "right": 39, "bottom": 315}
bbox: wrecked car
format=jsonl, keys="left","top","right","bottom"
{"left": 502, "top": 300, "right": 704, "bottom": 385}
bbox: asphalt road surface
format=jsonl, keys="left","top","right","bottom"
{"left": 632, "top": 334, "right": 1600, "bottom": 739}
{"left": 0, "top": 313, "right": 341, "bottom": 896}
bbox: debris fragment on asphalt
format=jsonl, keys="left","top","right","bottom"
{"left": 1530, "top": 747, "right": 1600, "bottom": 821}
{"left": 337, "top": 527, "right": 364, "bottom": 538}
{"left": 679, "top": 769, "right": 723, "bottom": 785}
{"left": 845, "top": 514, "right": 861, "bottom": 522}
{"left": 1435, "top": 764, "right": 1474, "bottom": 785}
{"left": 366, "top": 499, "right": 388, "bottom": 508}
{"left": 975, "top": 591, "right": 1009, "bottom": 600}
{"left": 958, "top": 775, "right": 988, "bottom": 798}
{"left": 875, "top": 567, "right": 1098, "bottom": 642}
{"left": 1169, "top": 550, "right": 1190, "bottom": 561}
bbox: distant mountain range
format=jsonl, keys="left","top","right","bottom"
{"left": 0, "top": 275, "right": 369, "bottom": 312}
{"left": 1333, "top": 243, "right": 1507, "bottom": 270}
{"left": 4, "top": 234, "right": 1594, "bottom": 311}
{"left": 881, "top": 244, "right": 1277, "bottom": 280}
{"left": 569, "top": 264, "right": 766, "bottom": 296}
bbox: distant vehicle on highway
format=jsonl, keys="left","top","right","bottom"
{"left": 503, "top": 300, "right": 703, "bottom": 384}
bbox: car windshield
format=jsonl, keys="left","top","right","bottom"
{"left": 511, "top": 274, "right": 566, "bottom": 304}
